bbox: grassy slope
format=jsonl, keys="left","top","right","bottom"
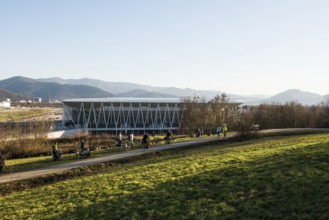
{"left": 1, "top": 134, "right": 329, "bottom": 219}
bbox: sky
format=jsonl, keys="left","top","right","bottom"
{"left": 0, "top": 0, "right": 329, "bottom": 96}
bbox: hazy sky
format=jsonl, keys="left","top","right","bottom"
{"left": 1, "top": 1, "right": 328, "bottom": 96}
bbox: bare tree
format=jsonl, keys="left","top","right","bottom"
{"left": 321, "top": 97, "right": 329, "bottom": 127}
{"left": 180, "top": 96, "right": 201, "bottom": 135}
{"left": 242, "top": 100, "right": 329, "bottom": 130}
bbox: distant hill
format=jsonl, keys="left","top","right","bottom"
{"left": 5, "top": 76, "right": 326, "bottom": 105}
{"left": 116, "top": 89, "right": 178, "bottom": 98}
{"left": 37, "top": 77, "right": 258, "bottom": 100}
{"left": 36, "top": 77, "right": 68, "bottom": 85}
{"left": 0, "top": 76, "right": 113, "bottom": 101}
{"left": 0, "top": 88, "right": 31, "bottom": 102}
{"left": 266, "top": 89, "right": 325, "bottom": 105}
{"left": 37, "top": 77, "right": 150, "bottom": 94}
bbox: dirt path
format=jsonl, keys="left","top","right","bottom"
{"left": 0, "top": 136, "right": 220, "bottom": 184}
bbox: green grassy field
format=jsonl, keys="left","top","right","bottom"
{"left": 0, "top": 108, "right": 54, "bottom": 122}
{"left": 1, "top": 133, "right": 329, "bottom": 219}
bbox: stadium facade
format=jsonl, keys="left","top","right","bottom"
{"left": 62, "top": 98, "right": 183, "bottom": 135}
{"left": 62, "top": 97, "right": 242, "bottom": 135}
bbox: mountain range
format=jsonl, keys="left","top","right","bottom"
{"left": 0, "top": 76, "right": 327, "bottom": 105}
{"left": 0, "top": 88, "right": 31, "bottom": 102}
{"left": 37, "top": 77, "right": 226, "bottom": 99}
{"left": 0, "top": 76, "right": 112, "bottom": 101}
{"left": 266, "top": 89, "right": 326, "bottom": 106}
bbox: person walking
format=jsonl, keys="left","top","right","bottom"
{"left": 51, "top": 142, "right": 61, "bottom": 160}
{"left": 165, "top": 130, "right": 172, "bottom": 144}
{"left": 216, "top": 126, "right": 221, "bottom": 138}
{"left": 128, "top": 132, "right": 134, "bottom": 143}
{"left": 223, "top": 125, "right": 228, "bottom": 138}
{"left": 196, "top": 128, "right": 201, "bottom": 138}
{"left": 142, "top": 133, "right": 150, "bottom": 150}
{"left": 117, "top": 132, "right": 123, "bottom": 147}
{"left": 51, "top": 142, "right": 58, "bottom": 155}
{"left": 0, "top": 153, "right": 5, "bottom": 173}
{"left": 80, "top": 139, "right": 86, "bottom": 153}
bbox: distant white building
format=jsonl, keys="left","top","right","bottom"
{"left": 0, "top": 101, "right": 11, "bottom": 109}
{"left": 34, "top": 97, "right": 42, "bottom": 103}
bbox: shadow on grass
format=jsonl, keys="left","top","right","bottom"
{"left": 50, "top": 141, "right": 329, "bottom": 220}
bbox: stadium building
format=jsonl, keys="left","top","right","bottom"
{"left": 62, "top": 98, "right": 183, "bottom": 135}
{"left": 61, "top": 97, "right": 242, "bottom": 135}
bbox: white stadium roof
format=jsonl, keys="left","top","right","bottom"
{"left": 62, "top": 97, "right": 182, "bottom": 103}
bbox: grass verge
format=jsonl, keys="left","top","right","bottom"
{"left": 0, "top": 134, "right": 209, "bottom": 174}
{"left": 1, "top": 133, "right": 329, "bottom": 219}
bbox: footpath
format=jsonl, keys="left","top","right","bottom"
{"left": 0, "top": 136, "right": 220, "bottom": 184}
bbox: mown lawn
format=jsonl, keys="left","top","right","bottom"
{"left": 1, "top": 133, "right": 329, "bottom": 219}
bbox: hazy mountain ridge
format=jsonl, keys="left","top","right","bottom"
{"left": 0, "top": 76, "right": 113, "bottom": 100}
{"left": 0, "top": 76, "right": 327, "bottom": 105}
{"left": 36, "top": 77, "right": 328, "bottom": 104}
{"left": 36, "top": 77, "right": 266, "bottom": 101}
{"left": 37, "top": 77, "right": 153, "bottom": 94}
{"left": 267, "top": 89, "right": 325, "bottom": 105}
{"left": 116, "top": 89, "right": 178, "bottom": 98}
{"left": 0, "top": 88, "right": 32, "bottom": 102}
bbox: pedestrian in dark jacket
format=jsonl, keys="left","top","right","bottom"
{"left": 142, "top": 133, "right": 150, "bottom": 150}
{"left": 0, "top": 153, "right": 5, "bottom": 173}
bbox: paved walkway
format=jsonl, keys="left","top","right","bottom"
{"left": 0, "top": 136, "right": 220, "bottom": 184}
{"left": 258, "top": 128, "right": 329, "bottom": 133}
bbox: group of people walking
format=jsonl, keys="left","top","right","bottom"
{"left": 51, "top": 139, "right": 90, "bottom": 161}
{"left": 215, "top": 125, "right": 228, "bottom": 138}
{"left": 116, "top": 131, "right": 173, "bottom": 150}
{"left": 194, "top": 125, "right": 228, "bottom": 139}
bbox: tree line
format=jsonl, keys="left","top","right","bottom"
{"left": 240, "top": 99, "right": 329, "bottom": 129}
{"left": 180, "top": 95, "right": 329, "bottom": 136}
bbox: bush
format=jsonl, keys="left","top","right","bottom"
{"left": 0, "top": 138, "right": 50, "bottom": 159}
{"left": 234, "top": 121, "right": 259, "bottom": 140}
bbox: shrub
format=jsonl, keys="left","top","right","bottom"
{"left": 234, "top": 121, "right": 259, "bottom": 141}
